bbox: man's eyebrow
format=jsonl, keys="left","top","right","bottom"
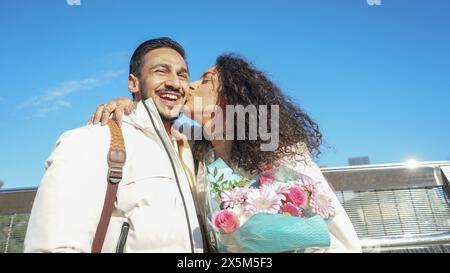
{"left": 149, "top": 63, "right": 189, "bottom": 75}
{"left": 178, "top": 67, "right": 189, "bottom": 75}
{"left": 149, "top": 63, "right": 171, "bottom": 71}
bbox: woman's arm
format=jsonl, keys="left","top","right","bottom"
{"left": 88, "top": 96, "right": 136, "bottom": 127}
{"left": 304, "top": 161, "right": 362, "bottom": 252}
{"left": 284, "top": 143, "right": 362, "bottom": 252}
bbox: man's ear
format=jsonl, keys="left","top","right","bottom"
{"left": 128, "top": 74, "right": 140, "bottom": 100}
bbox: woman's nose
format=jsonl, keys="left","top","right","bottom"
{"left": 189, "top": 80, "right": 200, "bottom": 92}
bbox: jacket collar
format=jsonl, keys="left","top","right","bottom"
{"left": 122, "top": 98, "right": 161, "bottom": 133}
{"left": 122, "top": 98, "right": 197, "bottom": 194}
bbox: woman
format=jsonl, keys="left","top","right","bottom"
{"left": 90, "top": 54, "right": 362, "bottom": 252}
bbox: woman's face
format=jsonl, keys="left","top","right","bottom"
{"left": 185, "top": 66, "right": 223, "bottom": 126}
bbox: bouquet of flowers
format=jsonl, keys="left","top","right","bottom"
{"left": 204, "top": 158, "right": 336, "bottom": 253}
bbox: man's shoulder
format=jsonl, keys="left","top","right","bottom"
{"left": 56, "top": 121, "right": 157, "bottom": 151}
{"left": 56, "top": 123, "right": 112, "bottom": 147}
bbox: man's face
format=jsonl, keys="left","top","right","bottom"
{"left": 135, "top": 48, "right": 189, "bottom": 121}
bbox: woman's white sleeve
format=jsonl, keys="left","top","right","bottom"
{"left": 288, "top": 149, "right": 362, "bottom": 253}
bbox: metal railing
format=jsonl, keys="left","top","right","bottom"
{"left": 1, "top": 161, "right": 450, "bottom": 253}
{"left": 0, "top": 188, "right": 35, "bottom": 253}
{"left": 360, "top": 232, "right": 450, "bottom": 252}
{"left": 322, "top": 160, "right": 450, "bottom": 252}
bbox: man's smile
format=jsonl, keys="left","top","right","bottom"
{"left": 155, "top": 89, "right": 184, "bottom": 107}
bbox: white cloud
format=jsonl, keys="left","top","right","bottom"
{"left": 30, "top": 100, "right": 72, "bottom": 118}
{"left": 20, "top": 69, "right": 125, "bottom": 118}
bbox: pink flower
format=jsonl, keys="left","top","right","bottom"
{"left": 266, "top": 182, "right": 290, "bottom": 201}
{"left": 212, "top": 209, "right": 240, "bottom": 234}
{"left": 309, "top": 186, "right": 335, "bottom": 219}
{"left": 285, "top": 187, "right": 308, "bottom": 208}
{"left": 259, "top": 167, "right": 276, "bottom": 186}
{"left": 301, "top": 182, "right": 317, "bottom": 194}
{"left": 221, "top": 187, "right": 248, "bottom": 209}
{"left": 281, "top": 202, "right": 299, "bottom": 216}
{"left": 245, "top": 186, "right": 282, "bottom": 215}
{"left": 259, "top": 175, "right": 275, "bottom": 186}
{"left": 259, "top": 164, "right": 273, "bottom": 172}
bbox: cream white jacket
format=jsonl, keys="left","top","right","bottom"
{"left": 24, "top": 99, "right": 204, "bottom": 253}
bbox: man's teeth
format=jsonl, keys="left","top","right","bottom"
{"left": 160, "top": 94, "right": 178, "bottom": 100}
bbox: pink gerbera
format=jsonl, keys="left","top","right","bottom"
{"left": 245, "top": 186, "right": 282, "bottom": 215}
{"left": 221, "top": 187, "right": 248, "bottom": 209}
{"left": 267, "top": 182, "right": 290, "bottom": 200}
{"left": 309, "top": 186, "right": 335, "bottom": 219}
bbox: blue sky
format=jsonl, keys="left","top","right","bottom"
{"left": 0, "top": 0, "right": 449, "bottom": 189}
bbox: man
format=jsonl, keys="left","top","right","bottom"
{"left": 24, "top": 37, "right": 204, "bottom": 253}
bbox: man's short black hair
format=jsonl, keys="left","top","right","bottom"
{"left": 129, "top": 37, "right": 186, "bottom": 78}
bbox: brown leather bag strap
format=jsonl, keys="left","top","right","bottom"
{"left": 92, "top": 120, "right": 126, "bottom": 253}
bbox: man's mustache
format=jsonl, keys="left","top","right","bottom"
{"left": 155, "top": 88, "right": 185, "bottom": 97}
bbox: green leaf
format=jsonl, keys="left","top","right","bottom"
{"left": 214, "top": 167, "right": 218, "bottom": 177}
{"left": 218, "top": 174, "right": 224, "bottom": 182}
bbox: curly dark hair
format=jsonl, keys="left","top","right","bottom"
{"left": 193, "top": 54, "right": 323, "bottom": 174}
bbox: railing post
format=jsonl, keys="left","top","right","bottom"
{"left": 4, "top": 214, "right": 16, "bottom": 253}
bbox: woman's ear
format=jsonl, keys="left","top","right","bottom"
{"left": 128, "top": 74, "right": 140, "bottom": 99}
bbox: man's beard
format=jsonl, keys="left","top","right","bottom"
{"left": 160, "top": 111, "right": 181, "bottom": 123}
{"left": 156, "top": 102, "right": 183, "bottom": 123}
{"left": 139, "top": 84, "right": 183, "bottom": 123}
